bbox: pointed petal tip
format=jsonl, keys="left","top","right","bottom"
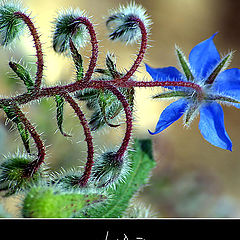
{"left": 148, "top": 129, "right": 157, "bottom": 135}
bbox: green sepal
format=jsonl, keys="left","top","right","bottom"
{"left": 55, "top": 95, "right": 72, "bottom": 137}
{"left": 184, "top": 104, "right": 198, "bottom": 126}
{"left": 206, "top": 94, "right": 240, "bottom": 104}
{"left": 152, "top": 90, "right": 189, "bottom": 99}
{"left": 69, "top": 39, "right": 84, "bottom": 81}
{"left": 9, "top": 61, "right": 34, "bottom": 92}
{"left": 206, "top": 52, "right": 233, "bottom": 84}
{"left": 22, "top": 185, "right": 106, "bottom": 218}
{"left": 75, "top": 139, "right": 156, "bottom": 218}
{"left": 175, "top": 46, "right": 194, "bottom": 81}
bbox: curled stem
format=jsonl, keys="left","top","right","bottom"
{"left": 72, "top": 17, "right": 98, "bottom": 82}
{"left": 62, "top": 92, "right": 94, "bottom": 187}
{"left": 13, "top": 104, "right": 46, "bottom": 177}
{"left": 103, "top": 83, "right": 133, "bottom": 161}
{"left": 120, "top": 17, "right": 148, "bottom": 81}
{"left": 14, "top": 11, "right": 44, "bottom": 90}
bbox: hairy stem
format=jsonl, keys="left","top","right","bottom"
{"left": 13, "top": 105, "right": 46, "bottom": 177}
{"left": 73, "top": 17, "right": 98, "bottom": 82}
{"left": 120, "top": 17, "right": 148, "bottom": 81}
{"left": 0, "top": 79, "right": 203, "bottom": 107}
{"left": 62, "top": 92, "right": 94, "bottom": 187}
{"left": 103, "top": 83, "right": 133, "bottom": 160}
{"left": 14, "top": 11, "right": 44, "bottom": 90}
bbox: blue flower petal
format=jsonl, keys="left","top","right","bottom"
{"left": 189, "top": 33, "right": 221, "bottom": 80}
{"left": 199, "top": 102, "right": 232, "bottom": 151}
{"left": 212, "top": 68, "right": 240, "bottom": 102}
{"left": 145, "top": 64, "right": 183, "bottom": 82}
{"left": 148, "top": 99, "right": 188, "bottom": 135}
{"left": 145, "top": 64, "right": 186, "bottom": 90}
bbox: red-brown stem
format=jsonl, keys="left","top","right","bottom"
{"left": 62, "top": 92, "right": 94, "bottom": 187}
{"left": 13, "top": 105, "right": 46, "bottom": 177}
{"left": 103, "top": 83, "right": 133, "bottom": 160}
{"left": 120, "top": 17, "right": 148, "bottom": 81}
{"left": 73, "top": 17, "right": 98, "bottom": 82}
{"left": 14, "top": 12, "right": 44, "bottom": 90}
{"left": 0, "top": 79, "right": 203, "bottom": 107}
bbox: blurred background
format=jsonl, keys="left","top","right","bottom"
{"left": 1, "top": 0, "right": 240, "bottom": 218}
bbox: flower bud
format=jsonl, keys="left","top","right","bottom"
{"left": 52, "top": 8, "right": 89, "bottom": 53}
{"left": 91, "top": 151, "right": 131, "bottom": 188}
{"left": 0, "top": 1, "right": 26, "bottom": 46}
{"left": 0, "top": 153, "right": 46, "bottom": 196}
{"left": 106, "top": 2, "right": 151, "bottom": 44}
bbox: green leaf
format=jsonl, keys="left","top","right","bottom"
{"left": 55, "top": 95, "right": 71, "bottom": 137}
{"left": 22, "top": 185, "right": 106, "bottom": 218}
{"left": 69, "top": 38, "right": 84, "bottom": 81}
{"left": 3, "top": 105, "right": 31, "bottom": 153}
{"left": 175, "top": 45, "right": 194, "bottom": 81}
{"left": 9, "top": 62, "right": 34, "bottom": 92}
{"left": 17, "top": 122, "right": 31, "bottom": 154}
{"left": 75, "top": 139, "right": 156, "bottom": 218}
{"left": 75, "top": 88, "right": 99, "bottom": 101}
{"left": 2, "top": 105, "right": 20, "bottom": 123}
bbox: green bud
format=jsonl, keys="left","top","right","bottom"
{"left": 91, "top": 151, "right": 131, "bottom": 188}
{"left": 0, "top": 1, "right": 26, "bottom": 46}
{"left": 52, "top": 8, "right": 89, "bottom": 53}
{"left": 0, "top": 153, "right": 46, "bottom": 196}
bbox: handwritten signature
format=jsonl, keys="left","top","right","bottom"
{"left": 105, "top": 231, "right": 146, "bottom": 240}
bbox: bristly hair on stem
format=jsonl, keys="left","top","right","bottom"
{"left": 62, "top": 92, "right": 94, "bottom": 187}
{"left": 13, "top": 11, "right": 44, "bottom": 90}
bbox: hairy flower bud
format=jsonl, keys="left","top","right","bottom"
{"left": 90, "top": 151, "right": 131, "bottom": 188}
{"left": 106, "top": 2, "right": 151, "bottom": 44}
{"left": 0, "top": 1, "right": 26, "bottom": 46}
{"left": 52, "top": 8, "right": 89, "bottom": 53}
{"left": 0, "top": 153, "right": 46, "bottom": 196}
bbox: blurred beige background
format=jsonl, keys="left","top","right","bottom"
{"left": 1, "top": 0, "right": 240, "bottom": 217}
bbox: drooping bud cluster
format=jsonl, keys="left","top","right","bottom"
{"left": 0, "top": 153, "right": 46, "bottom": 196}
{"left": 52, "top": 8, "right": 89, "bottom": 53}
{"left": 106, "top": 2, "right": 151, "bottom": 44}
{"left": 90, "top": 151, "right": 131, "bottom": 188}
{"left": 0, "top": 1, "right": 26, "bottom": 46}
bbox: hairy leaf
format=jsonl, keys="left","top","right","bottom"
{"left": 55, "top": 95, "right": 71, "bottom": 137}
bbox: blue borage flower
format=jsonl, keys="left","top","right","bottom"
{"left": 146, "top": 33, "right": 240, "bottom": 151}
